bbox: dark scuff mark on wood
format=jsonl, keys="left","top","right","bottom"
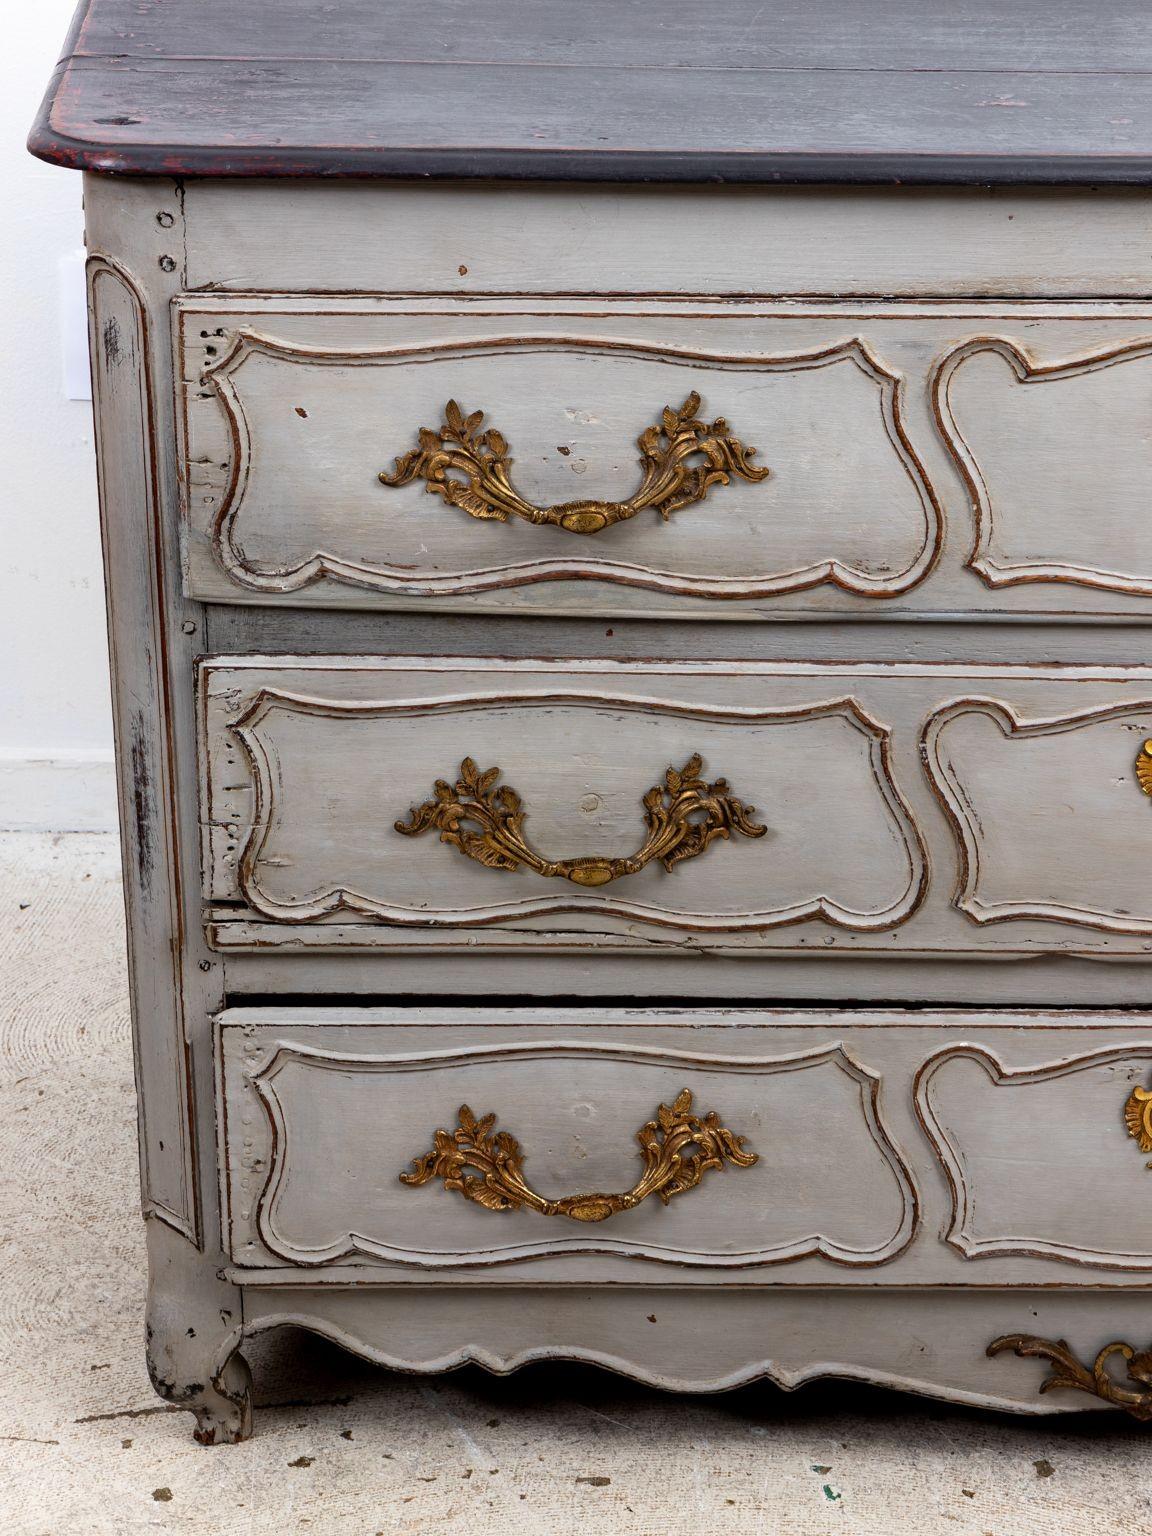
{"left": 129, "top": 708, "right": 154, "bottom": 897}
{"left": 102, "top": 314, "right": 121, "bottom": 368}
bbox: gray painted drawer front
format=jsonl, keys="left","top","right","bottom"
{"left": 216, "top": 1006, "right": 1152, "bottom": 1286}
{"left": 201, "top": 655, "right": 1152, "bottom": 961}
{"left": 69, "top": 169, "right": 1152, "bottom": 1436}
{"left": 179, "top": 296, "right": 1152, "bottom": 622}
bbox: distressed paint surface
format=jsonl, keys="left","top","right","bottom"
{"left": 46, "top": 99, "right": 1152, "bottom": 1434}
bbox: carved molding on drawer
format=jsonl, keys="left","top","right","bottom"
{"left": 933, "top": 335, "right": 1152, "bottom": 595}
{"left": 916, "top": 1043, "right": 1152, "bottom": 1269}
{"left": 195, "top": 329, "right": 941, "bottom": 600}
{"left": 238, "top": 1041, "right": 918, "bottom": 1269}
{"left": 221, "top": 688, "right": 927, "bottom": 931}
{"left": 922, "top": 697, "right": 1152, "bottom": 932}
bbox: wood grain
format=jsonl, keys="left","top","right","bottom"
{"left": 29, "top": 1, "right": 1152, "bottom": 182}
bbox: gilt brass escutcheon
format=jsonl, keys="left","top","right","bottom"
{"left": 394, "top": 753, "right": 767, "bottom": 886}
{"left": 400, "top": 1089, "right": 758, "bottom": 1222}
{"left": 1136, "top": 740, "right": 1152, "bottom": 801}
{"left": 1129, "top": 739, "right": 1152, "bottom": 1163}
{"left": 1124, "top": 1078, "right": 1152, "bottom": 1166}
{"left": 378, "top": 393, "right": 770, "bottom": 534}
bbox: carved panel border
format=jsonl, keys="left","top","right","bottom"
{"left": 916, "top": 1042, "right": 1152, "bottom": 1269}
{"left": 921, "top": 696, "right": 1152, "bottom": 933}
{"left": 239, "top": 1039, "right": 919, "bottom": 1269}
{"left": 89, "top": 257, "right": 199, "bottom": 1243}
{"left": 197, "top": 330, "right": 942, "bottom": 600}
{"left": 933, "top": 334, "right": 1152, "bottom": 594}
{"left": 222, "top": 686, "right": 929, "bottom": 931}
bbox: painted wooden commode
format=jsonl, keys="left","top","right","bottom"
{"left": 30, "top": 0, "right": 1152, "bottom": 1438}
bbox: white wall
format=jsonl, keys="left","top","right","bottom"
{"left": 0, "top": 2, "right": 116, "bottom": 830}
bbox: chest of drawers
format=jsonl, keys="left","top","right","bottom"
{"left": 31, "top": 0, "right": 1152, "bottom": 1438}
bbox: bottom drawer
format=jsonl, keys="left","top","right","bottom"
{"left": 217, "top": 1006, "right": 1152, "bottom": 1286}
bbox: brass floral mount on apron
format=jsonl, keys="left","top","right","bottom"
{"left": 988, "top": 1334, "right": 1152, "bottom": 1420}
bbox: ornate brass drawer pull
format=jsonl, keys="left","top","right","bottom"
{"left": 378, "top": 392, "right": 770, "bottom": 535}
{"left": 394, "top": 753, "right": 767, "bottom": 888}
{"left": 400, "top": 1089, "right": 757, "bottom": 1223}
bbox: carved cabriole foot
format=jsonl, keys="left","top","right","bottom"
{"left": 193, "top": 1351, "right": 254, "bottom": 1445}
{"left": 145, "top": 1218, "right": 254, "bottom": 1444}
{"left": 145, "top": 1334, "right": 253, "bottom": 1445}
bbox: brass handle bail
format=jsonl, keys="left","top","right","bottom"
{"left": 378, "top": 393, "right": 770, "bottom": 534}
{"left": 394, "top": 753, "right": 767, "bottom": 886}
{"left": 400, "top": 1089, "right": 757, "bottom": 1222}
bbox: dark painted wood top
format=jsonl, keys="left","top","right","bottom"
{"left": 28, "top": 0, "right": 1152, "bottom": 183}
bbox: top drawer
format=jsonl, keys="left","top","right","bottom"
{"left": 178, "top": 296, "right": 1152, "bottom": 622}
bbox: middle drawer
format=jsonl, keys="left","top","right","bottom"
{"left": 201, "top": 655, "right": 1152, "bottom": 962}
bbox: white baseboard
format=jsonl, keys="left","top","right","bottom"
{"left": 0, "top": 750, "right": 118, "bottom": 832}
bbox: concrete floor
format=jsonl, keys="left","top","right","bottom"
{"left": 2, "top": 832, "right": 1149, "bottom": 1535}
